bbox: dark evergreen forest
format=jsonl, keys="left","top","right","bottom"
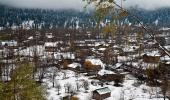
{"left": 1, "top": 5, "right": 170, "bottom": 29}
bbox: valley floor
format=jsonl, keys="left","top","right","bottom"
{"left": 44, "top": 70, "right": 164, "bottom": 100}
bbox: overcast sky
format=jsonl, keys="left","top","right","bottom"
{"left": 0, "top": 0, "right": 170, "bottom": 10}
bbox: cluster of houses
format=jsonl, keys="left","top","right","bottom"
{"left": 0, "top": 27, "right": 170, "bottom": 99}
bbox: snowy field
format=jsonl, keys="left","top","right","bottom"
{"left": 43, "top": 69, "right": 164, "bottom": 100}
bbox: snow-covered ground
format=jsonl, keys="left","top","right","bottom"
{"left": 43, "top": 69, "right": 163, "bottom": 100}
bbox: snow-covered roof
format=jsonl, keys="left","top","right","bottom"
{"left": 94, "top": 87, "right": 111, "bottom": 95}
{"left": 160, "top": 55, "right": 170, "bottom": 61}
{"left": 127, "top": 62, "right": 139, "bottom": 67}
{"left": 118, "top": 56, "right": 130, "bottom": 62}
{"left": 44, "top": 42, "right": 57, "bottom": 47}
{"left": 98, "top": 69, "right": 114, "bottom": 76}
{"left": 112, "top": 63, "right": 123, "bottom": 69}
{"left": 54, "top": 52, "right": 75, "bottom": 60}
{"left": 166, "top": 62, "right": 170, "bottom": 64}
{"left": 98, "top": 48, "right": 106, "bottom": 51}
{"left": 28, "top": 36, "right": 33, "bottom": 40}
{"left": 1, "top": 40, "right": 17, "bottom": 46}
{"left": 143, "top": 50, "right": 160, "bottom": 56}
{"left": 68, "top": 63, "right": 81, "bottom": 69}
{"left": 94, "top": 41, "right": 108, "bottom": 47}
{"left": 123, "top": 46, "right": 139, "bottom": 52}
{"left": 85, "top": 58, "right": 105, "bottom": 68}
{"left": 46, "top": 33, "right": 53, "bottom": 38}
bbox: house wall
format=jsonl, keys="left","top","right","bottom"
{"left": 92, "top": 92, "right": 102, "bottom": 100}
{"left": 101, "top": 93, "right": 111, "bottom": 99}
{"left": 92, "top": 92, "right": 111, "bottom": 100}
{"left": 143, "top": 55, "right": 160, "bottom": 63}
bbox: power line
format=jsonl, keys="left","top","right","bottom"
{"left": 113, "top": 1, "right": 170, "bottom": 57}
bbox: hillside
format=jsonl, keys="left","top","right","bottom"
{"left": 1, "top": 5, "right": 170, "bottom": 29}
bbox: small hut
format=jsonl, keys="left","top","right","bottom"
{"left": 92, "top": 87, "right": 111, "bottom": 100}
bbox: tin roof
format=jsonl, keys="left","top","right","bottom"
{"left": 95, "top": 87, "right": 111, "bottom": 95}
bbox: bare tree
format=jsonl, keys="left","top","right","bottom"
{"left": 37, "top": 67, "right": 46, "bottom": 83}
{"left": 64, "top": 83, "right": 72, "bottom": 93}
{"left": 51, "top": 67, "right": 58, "bottom": 87}
{"left": 76, "top": 82, "right": 80, "bottom": 92}
{"left": 55, "top": 80, "right": 61, "bottom": 95}
{"left": 83, "top": 80, "right": 89, "bottom": 91}
{"left": 119, "top": 88, "right": 125, "bottom": 100}
{"left": 75, "top": 72, "right": 80, "bottom": 92}
{"left": 63, "top": 71, "right": 67, "bottom": 79}
{"left": 70, "top": 87, "right": 76, "bottom": 96}
{"left": 148, "top": 87, "right": 155, "bottom": 99}
{"left": 161, "top": 78, "right": 169, "bottom": 100}
{"left": 159, "top": 63, "right": 170, "bottom": 100}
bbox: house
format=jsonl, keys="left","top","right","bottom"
{"left": 1, "top": 40, "right": 18, "bottom": 47}
{"left": 92, "top": 87, "right": 111, "bottom": 100}
{"left": 159, "top": 62, "right": 170, "bottom": 78}
{"left": 123, "top": 46, "right": 139, "bottom": 56}
{"left": 105, "top": 63, "right": 123, "bottom": 71}
{"left": 84, "top": 58, "right": 103, "bottom": 75}
{"left": 45, "top": 33, "right": 53, "bottom": 39}
{"left": 87, "top": 65, "right": 102, "bottom": 76}
{"left": 85, "top": 58, "right": 105, "bottom": 68}
{"left": 98, "top": 73, "right": 125, "bottom": 82}
{"left": 0, "top": 40, "right": 18, "bottom": 49}
{"left": 143, "top": 54, "right": 160, "bottom": 63}
{"left": 54, "top": 52, "right": 75, "bottom": 60}
{"left": 44, "top": 42, "right": 58, "bottom": 52}
{"left": 67, "top": 63, "right": 85, "bottom": 72}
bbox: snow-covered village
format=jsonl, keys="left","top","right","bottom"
{"left": 0, "top": 0, "right": 170, "bottom": 100}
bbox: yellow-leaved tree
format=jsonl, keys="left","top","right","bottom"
{"left": 0, "top": 62, "right": 45, "bottom": 100}
{"left": 83, "top": 0, "right": 128, "bottom": 37}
